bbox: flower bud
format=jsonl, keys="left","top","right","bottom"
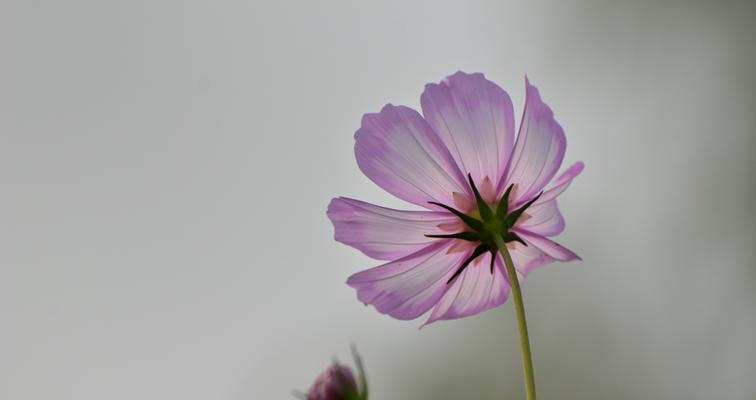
{"left": 306, "top": 364, "right": 359, "bottom": 400}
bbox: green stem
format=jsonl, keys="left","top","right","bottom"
{"left": 493, "top": 234, "right": 536, "bottom": 400}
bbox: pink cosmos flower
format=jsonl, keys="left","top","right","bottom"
{"left": 327, "top": 72, "right": 583, "bottom": 326}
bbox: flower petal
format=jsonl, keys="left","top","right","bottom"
{"left": 515, "top": 231, "right": 581, "bottom": 262}
{"left": 517, "top": 200, "right": 565, "bottom": 237}
{"left": 421, "top": 71, "right": 516, "bottom": 191}
{"left": 423, "top": 252, "right": 510, "bottom": 325}
{"left": 327, "top": 197, "right": 458, "bottom": 260}
{"left": 508, "top": 241, "right": 555, "bottom": 279}
{"left": 347, "top": 240, "right": 464, "bottom": 320}
{"left": 505, "top": 78, "right": 567, "bottom": 205}
{"left": 355, "top": 104, "right": 468, "bottom": 208}
{"left": 536, "top": 161, "right": 584, "bottom": 205}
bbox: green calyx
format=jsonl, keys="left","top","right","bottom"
{"left": 426, "top": 174, "right": 542, "bottom": 284}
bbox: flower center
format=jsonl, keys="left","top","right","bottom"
{"left": 426, "top": 174, "right": 542, "bottom": 284}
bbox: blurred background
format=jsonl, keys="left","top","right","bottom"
{"left": 1, "top": 0, "right": 755, "bottom": 399}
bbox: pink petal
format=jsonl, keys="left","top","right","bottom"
{"left": 355, "top": 104, "right": 468, "bottom": 208}
{"left": 505, "top": 77, "right": 567, "bottom": 205}
{"left": 327, "top": 197, "right": 458, "bottom": 260}
{"left": 536, "top": 161, "right": 585, "bottom": 205}
{"left": 508, "top": 241, "right": 555, "bottom": 279}
{"left": 347, "top": 240, "right": 465, "bottom": 320}
{"left": 517, "top": 200, "right": 565, "bottom": 237}
{"left": 515, "top": 230, "right": 581, "bottom": 262}
{"left": 423, "top": 252, "right": 510, "bottom": 325}
{"left": 421, "top": 71, "right": 516, "bottom": 191}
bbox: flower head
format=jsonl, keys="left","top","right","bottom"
{"left": 328, "top": 72, "right": 583, "bottom": 326}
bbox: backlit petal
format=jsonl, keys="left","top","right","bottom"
{"left": 508, "top": 241, "right": 555, "bottom": 280}
{"left": 517, "top": 200, "right": 565, "bottom": 237}
{"left": 327, "top": 197, "right": 457, "bottom": 260}
{"left": 347, "top": 241, "right": 465, "bottom": 320}
{"left": 516, "top": 231, "right": 581, "bottom": 262}
{"left": 536, "top": 161, "right": 584, "bottom": 205}
{"left": 424, "top": 252, "right": 510, "bottom": 325}
{"left": 505, "top": 78, "right": 566, "bottom": 205}
{"left": 355, "top": 104, "right": 468, "bottom": 208}
{"left": 421, "top": 72, "right": 516, "bottom": 190}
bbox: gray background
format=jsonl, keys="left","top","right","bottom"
{"left": 2, "top": 0, "right": 755, "bottom": 399}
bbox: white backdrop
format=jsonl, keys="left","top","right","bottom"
{"left": 1, "top": 1, "right": 755, "bottom": 399}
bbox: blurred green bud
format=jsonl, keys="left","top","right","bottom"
{"left": 306, "top": 364, "right": 359, "bottom": 400}
{"left": 299, "top": 346, "right": 368, "bottom": 400}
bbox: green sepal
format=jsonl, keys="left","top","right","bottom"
{"left": 467, "top": 173, "right": 493, "bottom": 221}
{"left": 447, "top": 243, "right": 489, "bottom": 284}
{"left": 428, "top": 201, "right": 483, "bottom": 231}
{"left": 424, "top": 231, "right": 480, "bottom": 241}
{"left": 489, "top": 250, "right": 497, "bottom": 273}
{"left": 501, "top": 231, "right": 527, "bottom": 247}
{"left": 504, "top": 191, "right": 543, "bottom": 228}
{"left": 351, "top": 345, "right": 368, "bottom": 400}
{"left": 496, "top": 184, "right": 514, "bottom": 219}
